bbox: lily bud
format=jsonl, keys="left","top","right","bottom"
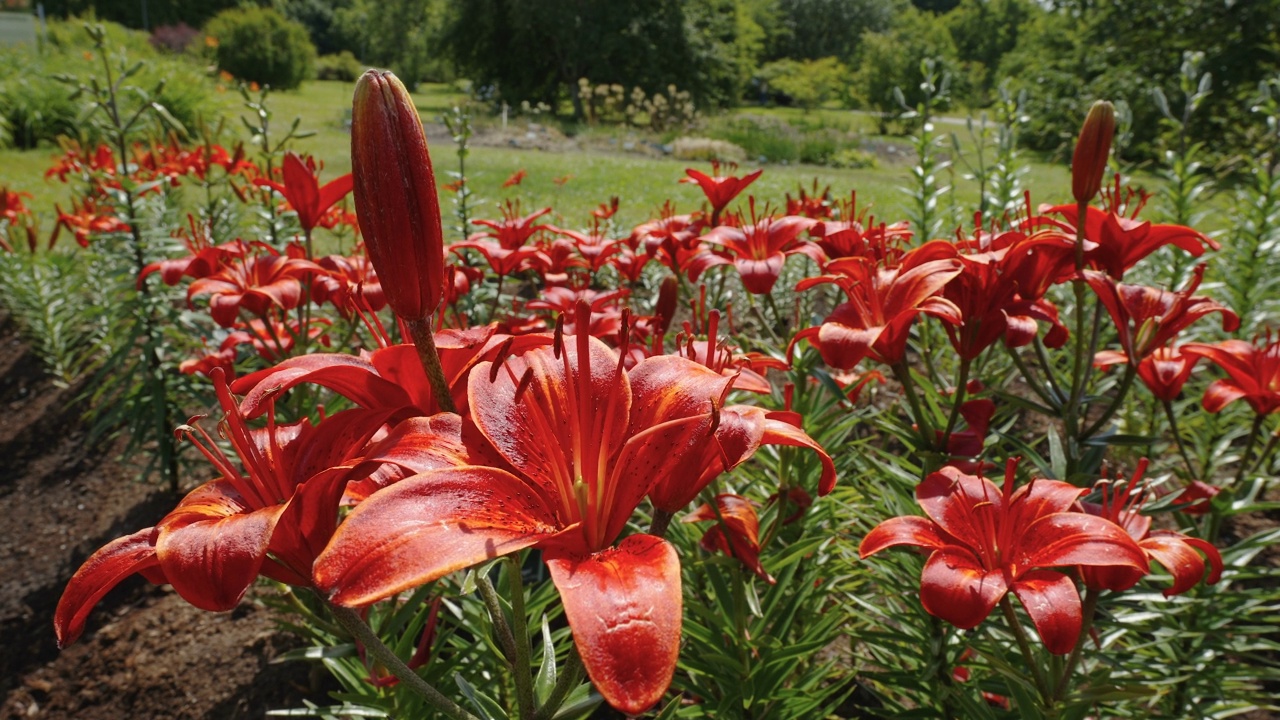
{"left": 1071, "top": 100, "right": 1116, "bottom": 204}
{"left": 351, "top": 69, "right": 443, "bottom": 321}
{"left": 653, "top": 275, "right": 679, "bottom": 335}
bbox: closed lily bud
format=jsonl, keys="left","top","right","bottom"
{"left": 1071, "top": 100, "right": 1116, "bottom": 204}
{"left": 654, "top": 275, "right": 679, "bottom": 335}
{"left": 351, "top": 69, "right": 443, "bottom": 321}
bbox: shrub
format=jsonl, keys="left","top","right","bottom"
{"left": 315, "top": 51, "right": 364, "bottom": 82}
{"left": 0, "top": 78, "right": 81, "bottom": 149}
{"left": 205, "top": 7, "right": 315, "bottom": 91}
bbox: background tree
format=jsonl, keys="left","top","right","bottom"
{"left": 855, "top": 5, "right": 957, "bottom": 130}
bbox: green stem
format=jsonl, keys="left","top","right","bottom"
{"left": 404, "top": 316, "right": 457, "bottom": 414}
{"left": 1233, "top": 413, "right": 1266, "bottom": 489}
{"left": 892, "top": 362, "right": 936, "bottom": 452}
{"left": 504, "top": 557, "right": 536, "bottom": 720}
{"left": 940, "top": 356, "right": 973, "bottom": 451}
{"left": 1161, "top": 398, "right": 1199, "bottom": 478}
{"left": 1080, "top": 364, "right": 1135, "bottom": 439}
{"left": 1007, "top": 344, "right": 1058, "bottom": 409}
{"left": 1053, "top": 587, "right": 1099, "bottom": 703}
{"left": 1000, "top": 596, "right": 1052, "bottom": 705}
{"left": 328, "top": 603, "right": 479, "bottom": 720}
{"left": 476, "top": 573, "right": 518, "bottom": 663}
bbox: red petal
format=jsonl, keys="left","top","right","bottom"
{"left": 860, "top": 516, "right": 948, "bottom": 557}
{"left": 920, "top": 546, "right": 1007, "bottom": 629}
{"left": 735, "top": 255, "right": 785, "bottom": 294}
{"left": 608, "top": 411, "right": 718, "bottom": 538}
{"left": 317, "top": 173, "right": 354, "bottom": 216}
{"left": 267, "top": 466, "right": 353, "bottom": 584}
{"left": 234, "top": 353, "right": 409, "bottom": 417}
{"left": 1017, "top": 513, "right": 1147, "bottom": 571}
{"left": 1011, "top": 569, "right": 1081, "bottom": 655}
{"left": 916, "top": 467, "right": 1004, "bottom": 542}
{"left": 281, "top": 152, "right": 321, "bottom": 229}
{"left": 315, "top": 466, "right": 558, "bottom": 606}
{"left": 684, "top": 494, "right": 773, "bottom": 583}
{"left": 546, "top": 535, "right": 681, "bottom": 715}
{"left": 155, "top": 481, "right": 285, "bottom": 611}
{"left": 1143, "top": 532, "right": 1222, "bottom": 596}
{"left": 759, "top": 412, "right": 837, "bottom": 495}
{"left": 468, "top": 339, "right": 632, "bottom": 507}
{"left": 627, "top": 354, "right": 735, "bottom": 429}
{"left": 54, "top": 527, "right": 159, "bottom": 647}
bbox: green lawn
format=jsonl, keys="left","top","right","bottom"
{"left": 2, "top": 78, "right": 1076, "bottom": 236}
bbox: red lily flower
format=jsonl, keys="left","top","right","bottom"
{"left": 180, "top": 335, "right": 241, "bottom": 379}
{"left": 1183, "top": 335, "right": 1280, "bottom": 414}
{"left": 50, "top": 198, "right": 130, "bottom": 248}
{"left": 502, "top": 168, "right": 527, "bottom": 187}
{"left": 670, "top": 302, "right": 775, "bottom": 393}
{"left": 313, "top": 253, "right": 386, "bottom": 316}
{"left": 792, "top": 252, "right": 963, "bottom": 369}
{"left": 187, "top": 244, "right": 324, "bottom": 327}
{"left": 632, "top": 208, "right": 701, "bottom": 257}
{"left": 452, "top": 203, "right": 554, "bottom": 278}
{"left": 1042, "top": 181, "right": 1219, "bottom": 278}
{"left": 936, "top": 230, "right": 1077, "bottom": 359}
{"left": 609, "top": 246, "right": 653, "bottom": 284}
{"left": 470, "top": 202, "right": 553, "bottom": 249}
{"left": 592, "top": 196, "right": 620, "bottom": 219}
{"left": 860, "top": 460, "right": 1147, "bottom": 654}
{"left": 232, "top": 325, "right": 541, "bottom": 420}
{"left": 784, "top": 180, "right": 835, "bottom": 220}
{"left": 684, "top": 494, "right": 774, "bottom": 583}
{"left": 45, "top": 143, "right": 116, "bottom": 183}
{"left": 313, "top": 303, "right": 735, "bottom": 714}
{"left": 548, "top": 223, "right": 620, "bottom": 274}
{"left": 694, "top": 214, "right": 821, "bottom": 294}
{"left": 1084, "top": 264, "right": 1239, "bottom": 365}
{"left": 1095, "top": 345, "right": 1199, "bottom": 402}
{"left": 649, "top": 401, "right": 835, "bottom": 513}
{"left": 1, "top": 187, "right": 32, "bottom": 225}
{"left": 53, "top": 369, "right": 411, "bottom": 647}
{"left": 682, "top": 162, "right": 762, "bottom": 222}
{"left": 253, "top": 152, "right": 353, "bottom": 234}
{"left": 233, "top": 315, "right": 332, "bottom": 363}
{"left": 808, "top": 216, "right": 913, "bottom": 268}
{"left": 1080, "top": 460, "right": 1223, "bottom": 596}
{"left": 1172, "top": 481, "right": 1219, "bottom": 515}
{"left": 138, "top": 215, "right": 246, "bottom": 288}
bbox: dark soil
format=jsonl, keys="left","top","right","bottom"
{"left": 0, "top": 314, "right": 316, "bottom": 719}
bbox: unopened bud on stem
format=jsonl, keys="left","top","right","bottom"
{"left": 351, "top": 69, "right": 443, "bottom": 321}
{"left": 1071, "top": 100, "right": 1116, "bottom": 204}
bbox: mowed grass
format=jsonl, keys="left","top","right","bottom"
{"left": 2, "top": 78, "right": 1075, "bottom": 236}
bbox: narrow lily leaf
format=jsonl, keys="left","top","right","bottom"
{"left": 535, "top": 614, "right": 557, "bottom": 704}
{"left": 455, "top": 674, "right": 506, "bottom": 720}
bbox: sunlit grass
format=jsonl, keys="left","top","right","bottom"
{"left": 0, "top": 78, "right": 1082, "bottom": 236}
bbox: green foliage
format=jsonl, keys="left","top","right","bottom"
{"left": 278, "top": 0, "right": 360, "bottom": 57}
{"left": 314, "top": 51, "right": 363, "bottom": 82}
{"left": 0, "top": 19, "right": 217, "bottom": 149}
{"left": 40, "top": 0, "right": 240, "bottom": 31}
{"left": 206, "top": 7, "right": 316, "bottom": 91}
{"left": 758, "top": 56, "right": 850, "bottom": 111}
{"left": 446, "top": 0, "right": 729, "bottom": 112}
{"left": 854, "top": 5, "right": 958, "bottom": 130}
{"left": 0, "top": 248, "right": 110, "bottom": 386}
{"left": 944, "top": 0, "right": 1035, "bottom": 104}
{"left": 1001, "top": 0, "right": 1280, "bottom": 162}
{"left": 705, "top": 113, "right": 865, "bottom": 165}
{"left": 765, "top": 0, "right": 898, "bottom": 63}
{"left": 334, "top": 0, "right": 451, "bottom": 90}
